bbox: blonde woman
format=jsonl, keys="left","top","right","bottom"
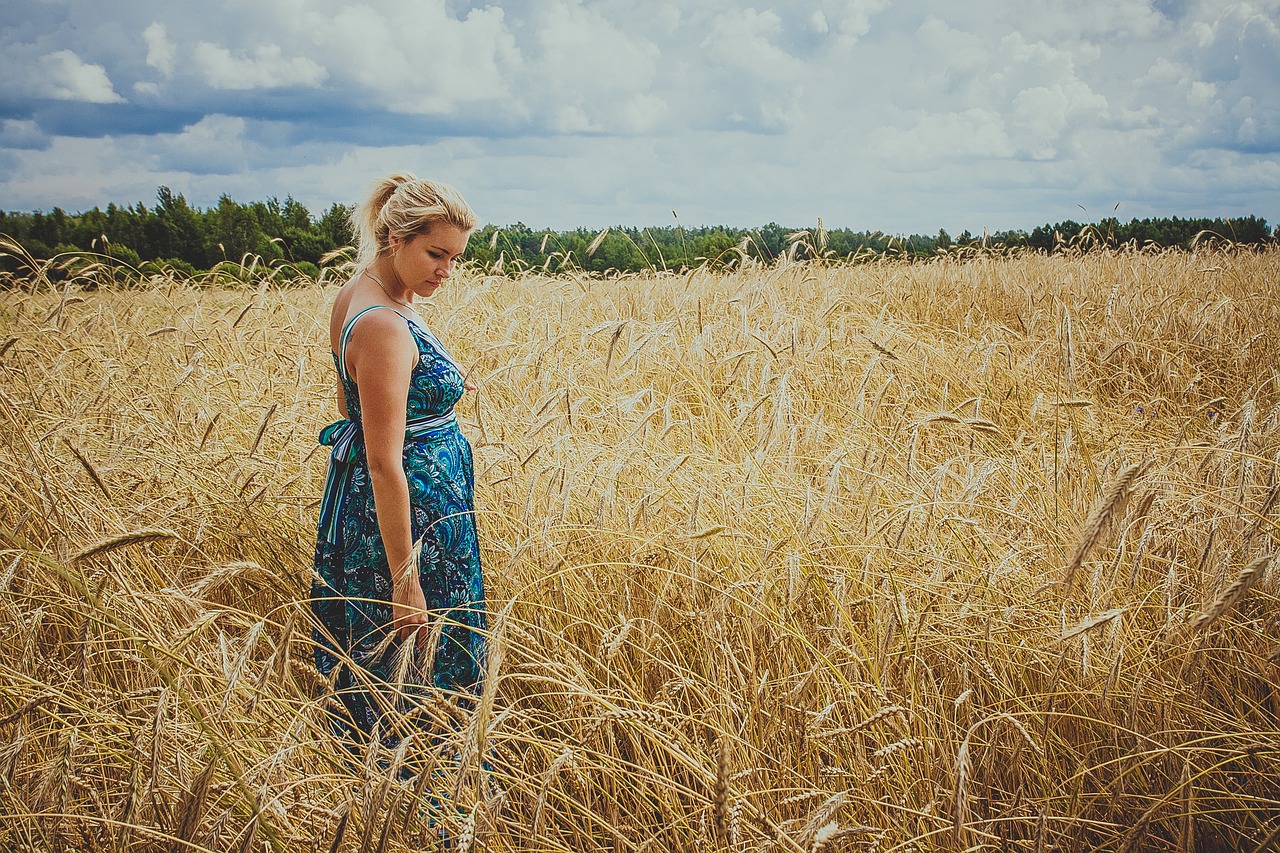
{"left": 311, "top": 173, "right": 486, "bottom": 740}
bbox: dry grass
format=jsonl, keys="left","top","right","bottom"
{"left": 1, "top": 246, "right": 1278, "bottom": 851}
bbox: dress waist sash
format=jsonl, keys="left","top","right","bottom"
{"left": 316, "top": 410, "right": 458, "bottom": 546}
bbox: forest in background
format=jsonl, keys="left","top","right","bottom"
{"left": 0, "top": 187, "right": 1274, "bottom": 278}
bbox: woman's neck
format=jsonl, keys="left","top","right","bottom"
{"left": 365, "top": 264, "right": 412, "bottom": 309}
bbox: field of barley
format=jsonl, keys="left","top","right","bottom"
{"left": 0, "top": 243, "right": 1278, "bottom": 852}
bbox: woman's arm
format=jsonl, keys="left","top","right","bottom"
{"left": 345, "top": 311, "right": 429, "bottom": 641}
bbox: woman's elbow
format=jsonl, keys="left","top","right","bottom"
{"left": 366, "top": 454, "right": 405, "bottom": 482}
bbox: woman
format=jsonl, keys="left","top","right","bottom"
{"left": 311, "top": 172, "right": 486, "bottom": 741}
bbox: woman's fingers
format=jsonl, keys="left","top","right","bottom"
{"left": 398, "top": 621, "right": 427, "bottom": 642}
{"left": 391, "top": 580, "right": 430, "bottom": 641}
{"left": 392, "top": 605, "right": 430, "bottom": 640}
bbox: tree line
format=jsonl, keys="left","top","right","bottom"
{"left": 0, "top": 187, "right": 1273, "bottom": 279}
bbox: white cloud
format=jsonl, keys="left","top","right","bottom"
{"left": 0, "top": 136, "right": 173, "bottom": 213}
{"left": 871, "top": 109, "right": 1016, "bottom": 164}
{"left": 697, "top": 8, "right": 806, "bottom": 129}
{"left": 1016, "top": 0, "right": 1166, "bottom": 41}
{"left": 1136, "top": 56, "right": 1187, "bottom": 87}
{"left": 193, "top": 42, "right": 327, "bottom": 90}
{"left": 0, "top": 0, "right": 1275, "bottom": 233}
{"left": 523, "top": 0, "right": 663, "bottom": 132}
{"left": 701, "top": 8, "right": 804, "bottom": 79}
{"left": 38, "top": 50, "right": 125, "bottom": 103}
{"left": 1011, "top": 80, "right": 1110, "bottom": 159}
{"left": 154, "top": 114, "right": 253, "bottom": 173}
{"left": 0, "top": 119, "right": 47, "bottom": 149}
{"left": 311, "top": 2, "right": 517, "bottom": 114}
{"left": 143, "top": 22, "right": 175, "bottom": 77}
{"left": 1187, "top": 81, "right": 1217, "bottom": 108}
{"left": 817, "top": 0, "right": 888, "bottom": 43}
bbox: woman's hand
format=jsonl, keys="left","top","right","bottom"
{"left": 391, "top": 571, "right": 431, "bottom": 642}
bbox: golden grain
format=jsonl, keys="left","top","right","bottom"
{"left": 68, "top": 528, "right": 178, "bottom": 564}
{"left": 455, "top": 806, "right": 477, "bottom": 853}
{"left": 713, "top": 733, "right": 731, "bottom": 841}
{"left": 174, "top": 754, "right": 218, "bottom": 850}
{"left": 1062, "top": 460, "right": 1148, "bottom": 593}
{"left": 0, "top": 248, "right": 1277, "bottom": 851}
{"left": 1193, "top": 552, "right": 1272, "bottom": 630}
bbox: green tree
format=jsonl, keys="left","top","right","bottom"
{"left": 318, "top": 203, "right": 353, "bottom": 251}
{"left": 208, "top": 195, "right": 276, "bottom": 262}
{"left": 152, "top": 187, "right": 204, "bottom": 264}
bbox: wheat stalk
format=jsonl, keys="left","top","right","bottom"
{"left": 64, "top": 438, "right": 112, "bottom": 499}
{"left": 713, "top": 734, "right": 731, "bottom": 841}
{"left": 811, "top": 704, "right": 908, "bottom": 739}
{"left": 800, "top": 792, "right": 847, "bottom": 848}
{"left": 174, "top": 755, "right": 218, "bottom": 849}
{"left": 952, "top": 736, "right": 972, "bottom": 846}
{"left": 533, "top": 748, "right": 574, "bottom": 834}
{"left": 1063, "top": 461, "right": 1147, "bottom": 593}
{"left": 68, "top": 528, "right": 178, "bottom": 564}
{"left": 1193, "top": 552, "right": 1272, "bottom": 630}
{"left": 1062, "top": 606, "right": 1127, "bottom": 640}
{"left": 872, "top": 738, "right": 923, "bottom": 761}
{"left": 455, "top": 806, "right": 478, "bottom": 853}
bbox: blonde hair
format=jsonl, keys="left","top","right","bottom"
{"left": 351, "top": 172, "right": 477, "bottom": 270}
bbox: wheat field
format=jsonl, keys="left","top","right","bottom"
{"left": 0, "top": 245, "right": 1278, "bottom": 852}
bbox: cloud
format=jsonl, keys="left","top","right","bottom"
{"left": 697, "top": 8, "right": 806, "bottom": 130}
{"left": 1123, "top": 3, "right": 1280, "bottom": 156}
{"left": 0, "top": 0, "right": 1275, "bottom": 233}
{"left": 37, "top": 50, "right": 126, "bottom": 104}
{"left": 1199, "top": 6, "right": 1280, "bottom": 152}
{"left": 1010, "top": 80, "right": 1110, "bottom": 160}
{"left": 0, "top": 119, "right": 48, "bottom": 150}
{"left": 192, "top": 42, "right": 327, "bottom": 91}
{"left": 821, "top": 0, "right": 887, "bottom": 41}
{"left": 522, "top": 0, "right": 664, "bottom": 133}
{"left": 301, "top": 2, "right": 518, "bottom": 115}
{"left": 143, "top": 22, "right": 175, "bottom": 77}
{"left": 153, "top": 114, "right": 253, "bottom": 173}
{"left": 870, "top": 109, "right": 1016, "bottom": 164}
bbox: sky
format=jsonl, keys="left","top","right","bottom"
{"left": 1, "top": 0, "right": 1277, "bottom": 235}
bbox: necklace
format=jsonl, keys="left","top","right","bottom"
{"left": 365, "top": 270, "right": 413, "bottom": 310}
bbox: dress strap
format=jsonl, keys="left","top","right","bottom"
{"left": 337, "top": 304, "right": 412, "bottom": 382}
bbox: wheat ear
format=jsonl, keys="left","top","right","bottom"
{"left": 1063, "top": 461, "right": 1146, "bottom": 593}
{"left": 69, "top": 528, "right": 178, "bottom": 564}
{"left": 1193, "top": 552, "right": 1272, "bottom": 630}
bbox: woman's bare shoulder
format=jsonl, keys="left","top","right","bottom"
{"left": 329, "top": 277, "right": 412, "bottom": 350}
{"left": 342, "top": 305, "right": 418, "bottom": 383}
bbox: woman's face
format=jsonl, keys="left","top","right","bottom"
{"left": 389, "top": 223, "right": 471, "bottom": 298}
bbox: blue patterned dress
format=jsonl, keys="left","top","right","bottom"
{"left": 311, "top": 305, "right": 487, "bottom": 739}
